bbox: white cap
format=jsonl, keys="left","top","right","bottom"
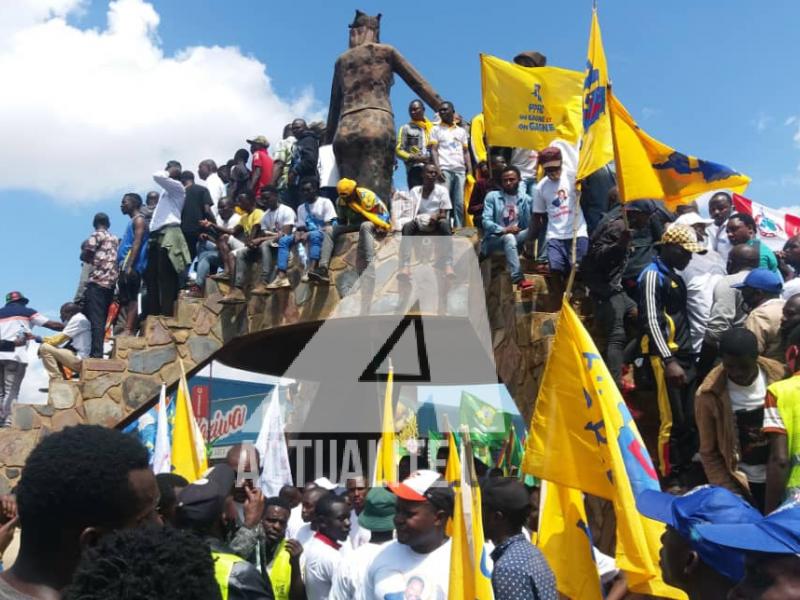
{"left": 313, "top": 477, "right": 338, "bottom": 491}
{"left": 388, "top": 469, "right": 443, "bottom": 502}
{"left": 674, "top": 212, "right": 713, "bottom": 227}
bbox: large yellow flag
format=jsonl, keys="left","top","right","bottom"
{"left": 171, "top": 361, "right": 208, "bottom": 482}
{"left": 576, "top": 8, "right": 614, "bottom": 181}
{"left": 522, "top": 303, "right": 686, "bottom": 599}
{"left": 374, "top": 364, "right": 396, "bottom": 485}
{"left": 481, "top": 54, "right": 583, "bottom": 150}
{"left": 449, "top": 430, "right": 493, "bottom": 600}
{"left": 608, "top": 91, "right": 750, "bottom": 210}
{"left": 538, "top": 481, "right": 602, "bottom": 600}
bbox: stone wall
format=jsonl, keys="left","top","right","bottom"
{"left": 0, "top": 231, "right": 566, "bottom": 486}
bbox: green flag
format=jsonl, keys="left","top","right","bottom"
{"left": 459, "top": 391, "right": 509, "bottom": 463}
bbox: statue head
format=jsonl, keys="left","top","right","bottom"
{"left": 513, "top": 51, "right": 547, "bottom": 68}
{"left": 349, "top": 10, "right": 381, "bottom": 47}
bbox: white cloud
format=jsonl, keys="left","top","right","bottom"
{"left": 0, "top": 0, "right": 322, "bottom": 202}
{"left": 640, "top": 107, "right": 661, "bottom": 120}
{"left": 785, "top": 116, "right": 797, "bottom": 127}
{"left": 752, "top": 111, "right": 773, "bottom": 134}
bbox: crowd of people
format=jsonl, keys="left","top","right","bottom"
{"left": 0, "top": 427, "right": 797, "bottom": 599}
{"left": 4, "top": 87, "right": 800, "bottom": 598}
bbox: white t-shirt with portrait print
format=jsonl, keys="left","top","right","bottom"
{"left": 365, "top": 539, "right": 451, "bottom": 600}
{"left": 533, "top": 173, "right": 587, "bottom": 240}
{"left": 430, "top": 124, "right": 468, "bottom": 173}
{"left": 727, "top": 368, "right": 768, "bottom": 484}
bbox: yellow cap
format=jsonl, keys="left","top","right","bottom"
{"left": 336, "top": 178, "right": 357, "bottom": 197}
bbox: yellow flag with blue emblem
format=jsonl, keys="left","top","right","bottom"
{"left": 171, "top": 360, "right": 208, "bottom": 483}
{"left": 538, "top": 481, "right": 603, "bottom": 600}
{"left": 449, "top": 429, "right": 493, "bottom": 600}
{"left": 522, "top": 303, "right": 687, "bottom": 599}
{"left": 608, "top": 90, "right": 750, "bottom": 210}
{"left": 576, "top": 8, "right": 614, "bottom": 181}
{"left": 481, "top": 54, "right": 583, "bottom": 150}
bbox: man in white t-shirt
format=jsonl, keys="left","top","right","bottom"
{"left": 696, "top": 328, "right": 786, "bottom": 512}
{"left": 194, "top": 198, "right": 241, "bottom": 292}
{"left": 344, "top": 475, "right": 371, "bottom": 550}
{"left": 270, "top": 177, "right": 337, "bottom": 290}
{"left": 197, "top": 159, "right": 227, "bottom": 217}
{"left": 226, "top": 187, "right": 297, "bottom": 297}
{"left": 331, "top": 487, "right": 396, "bottom": 600}
{"left": 303, "top": 494, "right": 351, "bottom": 600}
{"left": 430, "top": 101, "right": 472, "bottom": 228}
{"left": 707, "top": 191, "right": 734, "bottom": 261}
{"left": 37, "top": 303, "right": 90, "bottom": 382}
{"left": 399, "top": 164, "right": 454, "bottom": 279}
{"left": 533, "top": 146, "right": 588, "bottom": 298}
{"left": 0, "top": 292, "right": 62, "bottom": 425}
{"left": 365, "top": 470, "right": 454, "bottom": 600}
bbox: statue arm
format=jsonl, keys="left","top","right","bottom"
{"left": 391, "top": 48, "right": 443, "bottom": 110}
{"left": 325, "top": 62, "right": 343, "bottom": 145}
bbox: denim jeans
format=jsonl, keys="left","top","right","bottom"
{"left": 0, "top": 360, "right": 26, "bottom": 422}
{"left": 481, "top": 229, "right": 529, "bottom": 282}
{"left": 277, "top": 228, "right": 332, "bottom": 271}
{"left": 442, "top": 170, "right": 466, "bottom": 228}
{"left": 195, "top": 241, "right": 220, "bottom": 288}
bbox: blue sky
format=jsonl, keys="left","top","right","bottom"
{"left": 3, "top": 0, "right": 800, "bottom": 319}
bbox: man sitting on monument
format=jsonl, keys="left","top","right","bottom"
{"left": 399, "top": 163, "right": 454, "bottom": 280}
{"left": 481, "top": 166, "right": 535, "bottom": 291}
{"left": 311, "top": 177, "right": 391, "bottom": 285}
{"left": 270, "top": 177, "right": 337, "bottom": 289}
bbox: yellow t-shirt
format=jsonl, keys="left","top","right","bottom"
{"left": 240, "top": 209, "right": 265, "bottom": 235}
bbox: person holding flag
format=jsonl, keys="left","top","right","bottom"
{"left": 482, "top": 477, "right": 557, "bottom": 599}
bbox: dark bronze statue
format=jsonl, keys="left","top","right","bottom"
{"left": 325, "top": 11, "right": 442, "bottom": 203}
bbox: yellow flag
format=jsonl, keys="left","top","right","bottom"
{"left": 576, "top": 8, "right": 614, "bottom": 181}
{"left": 538, "top": 481, "right": 603, "bottom": 600}
{"left": 522, "top": 303, "right": 686, "bottom": 599}
{"left": 374, "top": 365, "right": 396, "bottom": 485}
{"left": 608, "top": 90, "right": 750, "bottom": 210}
{"left": 481, "top": 54, "right": 583, "bottom": 150}
{"left": 449, "top": 430, "right": 493, "bottom": 600}
{"left": 171, "top": 361, "right": 208, "bottom": 483}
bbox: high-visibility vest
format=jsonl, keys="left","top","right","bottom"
{"left": 767, "top": 377, "right": 800, "bottom": 489}
{"left": 212, "top": 550, "right": 247, "bottom": 600}
{"left": 267, "top": 539, "right": 293, "bottom": 600}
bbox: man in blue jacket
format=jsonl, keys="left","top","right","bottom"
{"left": 481, "top": 166, "right": 534, "bottom": 291}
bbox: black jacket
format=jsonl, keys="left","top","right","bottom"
{"left": 290, "top": 130, "right": 320, "bottom": 180}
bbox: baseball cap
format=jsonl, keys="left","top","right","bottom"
{"left": 538, "top": 146, "right": 562, "bottom": 169}
{"left": 175, "top": 464, "right": 236, "bottom": 527}
{"left": 388, "top": 469, "right": 453, "bottom": 513}
{"left": 696, "top": 499, "right": 800, "bottom": 555}
{"left": 246, "top": 135, "right": 269, "bottom": 147}
{"left": 731, "top": 268, "right": 783, "bottom": 294}
{"left": 657, "top": 224, "right": 707, "bottom": 254}
{"left": 637, "top": 485, "right": 762, "bottom": 581}
{"left": 5, "top": 291, "right": 29, "bottom": 305}
{"left": 674, "top": 212, "right": 714, "bottom": 227}
{"left": 358, "top": 487, "right": 396, "bottom": 532}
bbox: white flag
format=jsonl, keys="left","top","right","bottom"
{"left": 255, "top": 387, "right": 293, "bottom": 497}
{"left": 152, "top": 384, "right": 171, "bottom": 474}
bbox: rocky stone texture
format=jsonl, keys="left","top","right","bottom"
{"left": 0, "top": 231, "right": 564, "bottom": 482}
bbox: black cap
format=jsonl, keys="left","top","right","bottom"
{"left": 175, "top": 465, "right": 235, "bottom": 526}
{"left": 482, "top": 477, "right": 531, "bottom": 513}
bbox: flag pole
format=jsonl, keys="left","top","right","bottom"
{"left": 607, "top": 82, "right": 630, "bottom": 230}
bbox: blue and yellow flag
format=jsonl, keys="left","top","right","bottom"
{"left": 609, "top": 90, "right": 750, "bottom": 210}
{"left": 449, "top": 429, "right": 493, "bottom": 600}
{"left": 522, "top": 303, "right": 687, "bottom": 599}
{"left": 481, "top": 54, "right": 583, "bottom": 150}
{"left": 538, "top": 481, "right": 603, "bottom": 600}
{"left": 576, "top": 8, "right": 614, "bottom": 181}
{"left": 171, "top": 361, "right": 208, "bottom": 483}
